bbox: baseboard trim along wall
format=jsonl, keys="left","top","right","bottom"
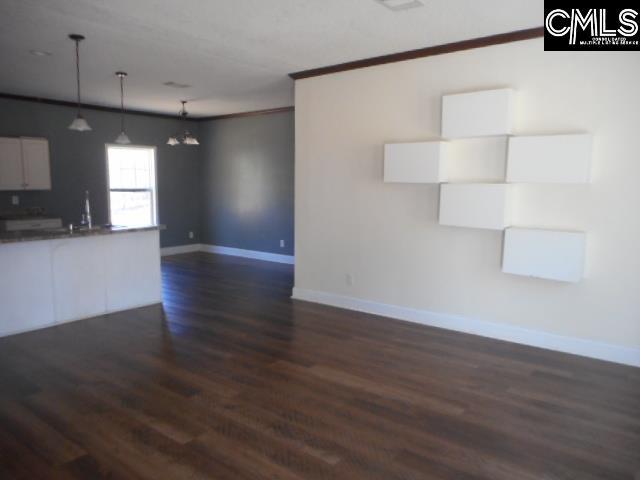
{"left": 201, "top": 244, "right": 295, "bottom": 264}
{"left": 161, "top": 243, "right": 295, "bottom": 265}
{"left": 291, "top": 287, "right": 640, "bottom": 368}
{"left": 160, "top": 244, "right": 202, "bottom": 256}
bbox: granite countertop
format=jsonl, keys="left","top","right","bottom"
{"left": 0, "top": 225, "right": 165, "bottom": 245}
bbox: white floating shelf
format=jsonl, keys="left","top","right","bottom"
{"left": 439, "top": 184, "right": 513, "bottom": 230}
{"left": 502, "top": 228, "right": 586, "bottom": 282}
{"left": 384, "top": 142, "right": 447, "bottom": 183}
{"left": 507, "top": 134, "right": 593, "bottom": 184}
{"left": 441, "top": 88, "right": 515, "bottom": 139}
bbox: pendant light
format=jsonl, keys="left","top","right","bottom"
{"left": 167, "top": 100, "right": 199, "bottom": 146}
{"left": 114, "top": 72, "right": 131, "bottom": 144}
{"left": 68, "top": 34, "right": 92, "bottom": 132}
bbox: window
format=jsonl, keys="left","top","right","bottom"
{"left": 106, "top": 145, "right": 157, "bottom": 227}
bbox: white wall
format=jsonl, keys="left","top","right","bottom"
{"left": 294, "top": 38, "right": 640, "bottom": 364}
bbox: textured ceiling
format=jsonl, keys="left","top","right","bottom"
{"left": 0, "top": 0, "right": 542, "bottom": 116}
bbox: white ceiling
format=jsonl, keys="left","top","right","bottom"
{"left": 0, "top": 0, "right": 542, "bottom": 117}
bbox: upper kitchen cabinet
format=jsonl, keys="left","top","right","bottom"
{"left": 0, "top": 137, "right": 51, "bottom": 190}
{"left": 20, "top": 138, "right": 51, "bottom": 190}
{"left": 0, "top": 137, "right": 24, "bottom": 190}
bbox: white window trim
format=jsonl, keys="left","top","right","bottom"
{"left": 105, "top": 144, "right": 159, "bottom": 227}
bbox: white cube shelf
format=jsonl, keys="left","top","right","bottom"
{"left": 441, "top": 88, "right": 515, "bottom": 139}
{"left": 502, "top": 228, "right": 586, "bottom": 282}
{"left": 507, "top": 134, "right": 593, "bottom": 184}
{"left": 384, "top": 142, "right": 447, "bottom": 183}
{"left": 439, "top": 183, "right": 513, "bottom": 230}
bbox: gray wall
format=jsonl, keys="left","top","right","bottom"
{"left": 0, "top": 98, "right": 295, "bottom": 254}
{"left": 199, "top": 111, "right": 294, "bottom": 255}
{"left": 0, "top": 97, "right": 200, "bottom": 248}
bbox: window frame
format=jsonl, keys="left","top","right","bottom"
{"left": 105, "top": 144, "right": 159, "bottom": 227}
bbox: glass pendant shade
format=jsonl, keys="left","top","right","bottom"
{"left": 115, "top": 131, "right": 131, "bottom": 144}
{"left": 68, "top": 115, "right": 92, "bottom": 131}
{"left": 167, "top": 100, "right": 199, "bottom": 146}
{"left": 183, "top": 133, "right": 199, "bottom": 145}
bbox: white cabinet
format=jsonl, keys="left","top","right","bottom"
{"left": 439, "top": 183, "right": 513, "bottom": 230}
{"left": 0, "top": 230, "right": 162, "bottom": 337}
{"left": 506, "top": 134, "right": 593, "bottom": 184}
{"left": 105, "top": 230, "right": 163, "bottom": 312}
{"left": 502, "top": 228, "right": 586, "bottom": 282}
{"left": 21, "top": 138, "right": 52, "bottom": 190}
{"left": 384, "top": 142, "right": 447, "bottom": 183}
{"left": 441, "top": 89, "right": 515, "bottom": 139}
{"left": 51, "top": 236, "right": 108, "bottom": 322}
{"left": 0, "top": 137, "right": 51, "bottom": 190}
{"left": 0, "top": 241, "right": 56, "bottom": 335}
{"left": 0, "top": 137, "right": 24, "bottom": 190}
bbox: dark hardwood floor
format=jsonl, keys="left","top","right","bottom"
{"left": 0, "top": 252, "right": 639, "bottom": 479}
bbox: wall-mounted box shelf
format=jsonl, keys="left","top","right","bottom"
{"left": 384, "top": 142, "right": 447, "bottom": 183}
{"left": 441, "top": 88, "right": 514, "bottom": 139}
{"left": 502, "top": 228, "right": 586, "bottom": 282}
{"left": 507, "top": 134, "right": 593, "bottom": 184}
{"left": 439, "top": 183, "right": 512, "bottom": 230}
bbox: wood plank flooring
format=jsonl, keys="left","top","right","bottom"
{"left": 1, "top": 251, "right": 639, "bottom": 479}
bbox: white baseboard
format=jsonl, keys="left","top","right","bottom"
{"left": 291, "top": 287, "right": 640, "bottom": 368}
{"left": 161, "top": 243, "right": 294, "bottom": 264}
{"left": 160, "top": 243, "right": 202, "bottom": 256}
{"left": 201, "top": 244, "right": 295, "bottom": 264}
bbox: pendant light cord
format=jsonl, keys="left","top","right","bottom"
{"left": 75, "top": 39, "right": 81, "bottom": 114}
{"left": 120, "top": 75, "right": 125, "bottom": 132}
{"left": 181, "top": 101, "right": 187, "bottom": 141}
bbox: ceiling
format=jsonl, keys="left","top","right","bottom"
{"left": 0, "top": 0, "right": 542, "bottom": 117}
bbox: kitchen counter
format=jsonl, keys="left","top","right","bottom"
{"left": 0, "top": 224, "right": 164, "bottom": 244}
{"left": 0, "top": 227, "right": 163, "bottom": 337}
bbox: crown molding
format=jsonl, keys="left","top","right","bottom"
{"left": 289, "top": 27, "right": 544, "bottom": 80}
{"left": 198, "top": 106, "right": 294, "bottom": 122}
{"left": 0, "top": 93, "right": 294, "bottom": 122}
{"left": 0, "top": 92, "right": 182, "bottom": 121}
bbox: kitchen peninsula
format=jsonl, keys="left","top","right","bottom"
{"left": 0, "top": 225, "right": 163, "bottom": 337}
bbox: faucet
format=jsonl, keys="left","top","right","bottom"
{"left": 83, "top": 190, "right": 92, "bottom": 229}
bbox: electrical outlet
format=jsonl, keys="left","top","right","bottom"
{"left": 11, "top": 195, "right": 19, "bottom": 206}
{"left": 280, "top": 239, "right": 285, "bottom": 248}
{"left": 345, "top": 273, "right": 354, "bottom": 286}
{"left": 188, "top": 231, "right": 194, "bottom": 239}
